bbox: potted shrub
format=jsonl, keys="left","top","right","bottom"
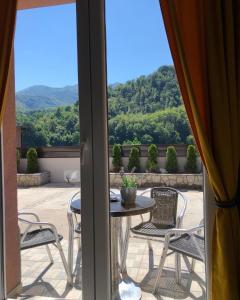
{"left": 120, "top": 175, "right": 137, "bottom": 206}
{"left": 128, "top": 146, "right": 140, "bottom": 172}
{"left": 146, "top": 144, "right": 158, "bottom": 172}
{"left": 165, "top": 146, "right": 178, "bottom": 173}
{"left": 112, "top": 144, "right": 122, "bottom": 172}
{"left": 185, "top": 144, "right": 198, "bottom": 173}
{"left": 27, "top": 147, "right": 39, "bottom": 173}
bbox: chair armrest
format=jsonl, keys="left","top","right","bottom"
{"left": 18, "top": 212, "right": 41, "bottom": 222}
{"left": 176, "top": 192, "right": 187, "bottom": 228}
{"left": 140, "top": 188, "right": 152, "bottom": 197}
{"left": 166, "top": 225, "right": 204, "bottom": 239}
{"left": 18, "top": 217, "right": 60, "bottom": 242}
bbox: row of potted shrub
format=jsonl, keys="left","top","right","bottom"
{"left": 112, "top": 144, "right": 199, "bottom": 174}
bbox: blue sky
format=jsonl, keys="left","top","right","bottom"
{"left": 14, "top": 0, "right": 173, "bottom": 91}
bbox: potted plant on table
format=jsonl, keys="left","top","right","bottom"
{"left": 120, "top": 175, "right": 137, "bottom": 206}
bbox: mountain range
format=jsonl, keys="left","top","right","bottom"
{"left": 16, "top": 84, "right": 78, "bottom": 112}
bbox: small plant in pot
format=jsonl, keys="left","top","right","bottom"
{"left": 120, "top": 175, "right": 137, "bottom": 206}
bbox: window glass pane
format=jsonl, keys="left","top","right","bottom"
{"left": 105, "top": 1, "right": 205, "bottom": 299}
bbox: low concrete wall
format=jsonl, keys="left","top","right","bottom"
{"left": 20, "top": 157, "right": 202, "bottom": 188}
{"left": 20, "top": 158, "right": 80, "bottom": 183}
{"left": 110, "top": 173, "right": 203, "bottom": 189}
{"left": 17, "top": 171, "right": 50, "bottom": 187}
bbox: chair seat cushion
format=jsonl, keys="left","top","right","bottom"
{"left": 131, "top": 222, "right": 174, "bottom": 237}
{"left": 20, "top": 228, "right": 63, "bottom": 250}
{"left": 169, "top": 234, "right": 205, "bottom": 261}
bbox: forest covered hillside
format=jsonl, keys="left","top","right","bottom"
{"left": 16, "top": 66, "right": 193, "bottom": 147}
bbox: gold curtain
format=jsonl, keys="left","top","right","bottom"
{"left": 160, "top": 0, "right": 240, "bottom": 299}
{"left": 0, "top": 1, "right": 17, "bottom": 123}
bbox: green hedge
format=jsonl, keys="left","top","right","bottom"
{"left": 128, "top": 146, "right": 140, "bottom": 172}
{"left": 27, "top": 148, "right": 39, "bottom": 173}
{"left": 185, "top": 145, "right": 198, "bottom": 173}
{"left": 146, "top": 144, "right": 158, "bottom": 172}
{"left": 112, "top": 144, "right": 122, "bottom": 172}
{"left": 165, "top": 146, "right": 178, "bottom": 173}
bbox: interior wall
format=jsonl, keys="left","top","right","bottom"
{"left": 2, "top": 54, "right": 21, "bottom": 294}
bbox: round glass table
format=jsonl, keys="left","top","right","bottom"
{"left": 68, "top": 194, "right": 156, "bottom": 300}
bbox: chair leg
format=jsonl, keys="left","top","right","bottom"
{"left": 175, "top": 253, "right": 181, "bottom": 284}
{"left": 77, "top": 234, "right": 81, "bottom": 250}
{"left": 46, "top": 245, "right": 54, "bottom": 263}
{"left": 182, "top": 255, "right": 193, "bottom": 273}
{"left": 191, "top": 259, "right": 196, "bottom": 272}
{"left": 56, "top": 241, "right": 72, "bottom": 285}
{"left": 153, "top": 244, "right": 168, "bottom": 294}
{"left": 148, "top": 239, "right": 153, "bottom": 252}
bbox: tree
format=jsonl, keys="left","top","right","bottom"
{"left": 26, "top": 148, "right": 39, "bottom": 173}
{"left": 146, "top": 144, "right": 158, "bottom": 172}
{"left": 112, "top": 144, "right": 122, "bottom": 172}
{"left": 185, "top": 145, "right": 198, "bottom": 173}
{"left": 128, "top": 146, "right": 140, "bottom": 172}
{"left": 165, "top": 146, "right": 178, "bottom": 173}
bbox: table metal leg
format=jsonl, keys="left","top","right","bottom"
{"left": 120, "top": 217, "right": 131, "bottom": 275}
{"left": 67, "top": 211, "right": 74, "bottom": 279}
{"left": 111, "top": 217, "right": 141, "bottom": 300}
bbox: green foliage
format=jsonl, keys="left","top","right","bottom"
{"left": 122, "top": 175, "right": 137, "bottom": 188}
{"left": 146, "top": 144, "right": 158, "bottom": 172}
{"left": 16, "top": 149, "right": 21, "bottom": 173}
{"left": 185, "top": 145, "right": 198, "bottom": 173}
{"left": 109, "top": 106, "right": 190, "bottom": 145}
{"left": 123, "top": 137, "right": 141, "bottom": 145}
{"left": 108, "top": 66, "right": 181, "bottom": 117}
{"left": 26, "top": 148, "right": 39, "bottom": 174}
{"left": 165, "top": 146, "right": 178, "bottom": 173}
{"left": 17, "top": 103, "right": 80, "bottom": 147}
{"left": 112, "top": 144, "right": 122, "bottom": 172}
{"left": 128, "top": 146, "right": 140, "bottom": 172}
{"left": 186, "top": 135, "right": 195, "bottom": 145}
{"left": 16, "top": 66, "right": 191, "bottom": 147}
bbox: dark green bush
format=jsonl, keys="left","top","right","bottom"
{"left": 165, "top": 146, "right": 178, "bottom": 173}
{"left": 186, "top": 135, "right": 195, "bottom": 145}
{"left": 112, "top": 144, "right": 122, "bottom": 172}
{"left": 128, "top": 146, "right": 140, "bottom": 172}
{"left": 27, "top": 148, "right": 39, "bottom": 173}
{"left": 16, "top": 149, "right": 21, "bottom": 173}
{"left": 185, "top": 145, "right": 198, "bottom": 173}
{"left": 146, "top": 144, "right": 158, "bottom": 172}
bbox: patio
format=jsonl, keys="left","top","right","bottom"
{"left": 17, "top": 184, "right": 205, "bottom": 300}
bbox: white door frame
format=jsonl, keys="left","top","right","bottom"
{"left": 76, "top": 0, "right": 111, "bottom": 299}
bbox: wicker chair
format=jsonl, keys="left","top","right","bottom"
{"left": 153, "top": 223, "right": 205, "bottom": 294}
{"left": 18, "top": 212, "right": 72, "bottom": 284}
{"left": 131, "top": 187, "right": 187, "bottom": 241}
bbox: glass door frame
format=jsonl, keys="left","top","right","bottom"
{"left": 76, "top": 0, "right": 111, "bottom": 299}
{"left": 0, "top": 1, "right": 110, "bottom": 299}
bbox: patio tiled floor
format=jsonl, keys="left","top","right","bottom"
{"left": 17, "top": 184, "right": 205, "bottom": 300}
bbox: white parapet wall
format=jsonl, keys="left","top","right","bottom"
{"left": 20, "top": 158, "right": 80, "bottom": 183}
{"left": 20, "top": 157, "right": 202, "bottom": 189}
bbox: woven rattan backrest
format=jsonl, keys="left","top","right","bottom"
{"left": 151, "top": 187, "right": 178, "bottom": 228}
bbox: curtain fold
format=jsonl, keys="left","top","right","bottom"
{"left": 0, "top": 1, "right": 17, "bottom": 123}
{"left": 160, "top": 0, "right": 240, "bottom": 299}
